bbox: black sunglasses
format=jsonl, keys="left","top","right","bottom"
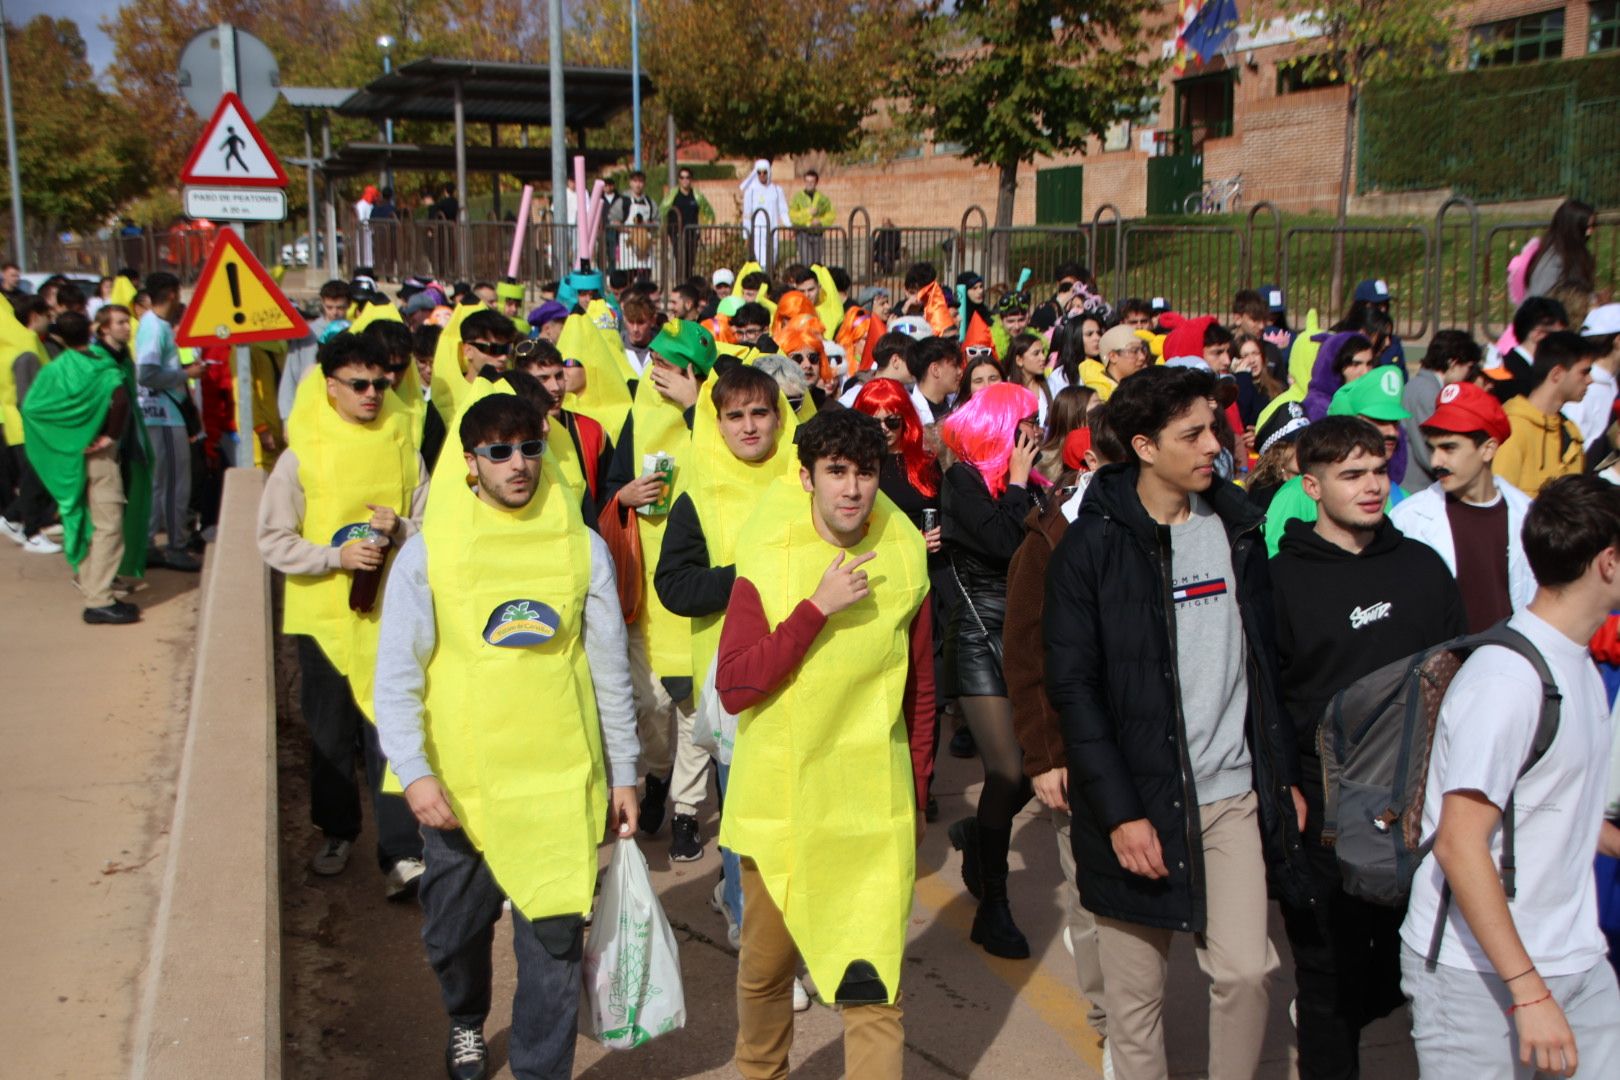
{"left": 471, "top": 440, "right": 545, "bottom": 462}
{"left": 343, "top": 377, "right": 391, "bottom": 394}
{"left": 874, "top": 415, "right": 904, "bottom": 432}
{"left": 788, "top": 351, "right": 819, "bottom": 364}
{"left": 469, "top": 340, "right": 512, "bottom": 356}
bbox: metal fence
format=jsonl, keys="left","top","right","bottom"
{"left": 40, "top": 197, "right": 1614, "bottom": 343}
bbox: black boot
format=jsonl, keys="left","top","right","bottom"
{"left": 947, "top": 816, "right": 983, "bottom": 900}
{"left": 639, "top": 772, "right": 669, "bottom": 837}
{"left": 969, "top": 825, "right": 1030, "bottom": 959}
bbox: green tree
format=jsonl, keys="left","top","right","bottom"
{"left": 892, "top": 0, "right": 1168, "bottom": 234}
{"left": 4, "top": 16, "right": 149, "bottom": 246}
{"left": 1268, "top": 0, "right": 1456, "bottom": 302}
{"left": 643, "top": 0, "right": 908, "bottom": 161}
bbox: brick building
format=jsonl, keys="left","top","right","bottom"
{"left": 690, "top": 0, "right": 1618, "bottom": 227}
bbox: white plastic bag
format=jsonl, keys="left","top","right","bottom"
{"left": 580, "top": 839, "right": 686, "bottom": 1048}
{"left": 691, "top": 653, "right": 739, "bottom": 765}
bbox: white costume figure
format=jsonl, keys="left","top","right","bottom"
{"left": 740, "top": 159, "right": 789, "bottom": 266}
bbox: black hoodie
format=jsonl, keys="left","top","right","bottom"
{"left": 1269, "top": 516, "right": 1466, "bottom": 747}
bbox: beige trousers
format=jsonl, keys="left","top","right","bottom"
{"left": 80, "top": 445, "right": 125, "bottom": 609}
{"left": 1053, "top": 807, "right": 1109, "bottom": 1037}
{"left": 734, "top": 858, "right": 904, "bottom": 1080}
{"left": 1094, "top": 790, "right": 1279, "bottom": 1080}
{"left": 626, "top": 620, "right": 707, "bottom": 814}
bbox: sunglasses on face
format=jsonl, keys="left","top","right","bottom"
{"left": 469, "top": 340, "right": 511, "bottom": 356}
{"left": 384, "top": 362, "right": 408, "bottom": 374}
{"left": 471, "top": 440, "right": 545, "bottom": 462}
{"left": 965, "top": 345, "right": 994, "bottom": 360}
{"left": 789, "top": 351, "right": 819, "bottom": 364}
{"left": 873, "top": 414, "right": 904, "bottom": 432}
{"left": 342, "top": 377, "right": 391, "bottom": 394}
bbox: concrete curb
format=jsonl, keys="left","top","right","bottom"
{"left": 129, "top": 468, "right": 279, "bottom": 1080}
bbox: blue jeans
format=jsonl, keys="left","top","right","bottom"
{"left": 418, "top": 826, "right": 582, "bottom": 1080}
{"left": 716, "top": 760, "right": 743, "bottom": 929}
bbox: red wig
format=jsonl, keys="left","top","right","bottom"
{"left": 852, "top": 377, "right": 938, "bottom": 498}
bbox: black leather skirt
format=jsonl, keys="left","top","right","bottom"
{"left": 942, "top": 577, "right": 1008, "bottom": 698}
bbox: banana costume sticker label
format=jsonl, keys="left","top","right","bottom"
{"left": 482, "top": 600, "right": 562, "bottom": 647}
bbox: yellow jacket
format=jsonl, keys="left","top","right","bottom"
{"left": 1495, "top": 395, "right": 1584, "bottom": 496}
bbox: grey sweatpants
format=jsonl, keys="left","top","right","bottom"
{"left": 1401, "top": 944, "right": 1620, "bottom": 1079}
{"left": 147, "top": 425, "right": 190, "bottom": 552}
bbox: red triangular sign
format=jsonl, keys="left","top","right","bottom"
{"left": 176, "top": 229, "right": 309, "bottom": 347}
{"left": 179, "top": 92, "right": 288, "bottom": 188}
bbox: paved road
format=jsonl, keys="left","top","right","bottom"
{"left": 277, "top": 669, "right": 1420, "bottom": 1079}
{"left": 0, "top": 542, "right": 201, "bottom": 1079}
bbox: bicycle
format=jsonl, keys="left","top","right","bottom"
{"left": 1182, "top": 173, "right": 1243, "bottom": 216}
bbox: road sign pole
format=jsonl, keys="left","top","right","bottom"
{"left": 216, "top": 28, "right": 259, "bottom": 469}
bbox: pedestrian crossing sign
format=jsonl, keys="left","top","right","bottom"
{"left": 176, "top": 228, "right": 309, "bottom": 346}
{"left": 179, "top": 91, "right": 288, "bottom": 188}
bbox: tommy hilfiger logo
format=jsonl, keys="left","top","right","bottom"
{"left": 1350, "top": 602, "right": 1393, "bottom": 629}
{"left": 1173, "top": 578, "right": 1229, "bottom": 606}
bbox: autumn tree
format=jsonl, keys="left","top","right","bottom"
{"left": 3, "top": 16, "right": 149, "bottom": 248}
{"left": 643, "top": 0, "right": 908, "bottom": 162}
{"left": 892, "top": 0, "right": 1168, "bottom": 234}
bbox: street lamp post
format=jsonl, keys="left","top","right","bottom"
{"left": 377, "top": 35, "right": 394, "bottom": 192}
{"left": 0, "top": 0, "right": 24, "bottom": 270}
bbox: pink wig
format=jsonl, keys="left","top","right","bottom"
{"left": 940, "top": 381, "right": 1043, "bottom": 497}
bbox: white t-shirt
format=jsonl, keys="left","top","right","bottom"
{"left": 1400, "top": 609, "right": 1613, "bottom": 976}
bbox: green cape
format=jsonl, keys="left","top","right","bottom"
{"left": 21, "top": 345, "right": 152, "bottom": 574}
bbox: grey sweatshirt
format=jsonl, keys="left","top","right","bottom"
{"left": 373, "top": 527, "right": 640, "bottom": 792}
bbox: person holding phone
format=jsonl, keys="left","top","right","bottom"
{"left": 938, "top": 381, "right": 1049, "bottom": 959}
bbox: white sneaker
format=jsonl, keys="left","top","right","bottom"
{"left": 792, "top": 976, "right": 811, "bottom": 1012}
{"left": 385, "top": 856, "right": 425, "bottom": 900}
{"left": 23, "top": 533, "right": 62, "bottom": 555}
{"left": 1102, "top": 1038, "right": 1116, "bottom": 1080}
{"left": 0, "top": 517, "right": 24, "bottom": 544}
{"left": 709, "top": 877, "right": 741, "bottom": 950}
{"left": 309, "top": 837, "right": 353, "bottom": 876}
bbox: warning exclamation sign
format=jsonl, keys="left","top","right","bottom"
{"left": 226, "top": 262, "right": 245, "bottom": 325}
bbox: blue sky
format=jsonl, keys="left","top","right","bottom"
{"left": 11, "top": 0, "right": 119, "bottom": 74}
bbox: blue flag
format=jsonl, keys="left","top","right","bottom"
{"left": 1181, "top": 0, "right": 1240, "bottom": 65}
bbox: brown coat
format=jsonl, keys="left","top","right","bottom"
{"left": 1004, "top": 486, "right": 1075, "bottom": 779}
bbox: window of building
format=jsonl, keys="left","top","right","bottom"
{"left": 1470, "top": 9, "right": 1565, "bottom": 68}
{"left": 1276, "top": 54, "right": 1345, "bottom": 94}
{"left": 1174, "top": 70, "right": 1236, "bottom": 149}
{"left": 933, "top": 140, "right": 965, "bottom": 156}
{"left": 1593, "top": 1, "right": 1620, "bottom": 52}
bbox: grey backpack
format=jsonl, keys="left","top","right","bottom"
{"left": 1319, "top": 623, "right": 1560, "bottom": 960}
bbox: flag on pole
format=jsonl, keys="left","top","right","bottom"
{"left": 1175, "top": 0, "right": 1241, "bottom": 75}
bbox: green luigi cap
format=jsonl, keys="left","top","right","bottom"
{"left": 1327, "top": 366, "right": 1411, "bottom": 422}
{"left": 496, "top": 280, "right": 525, "bottom": 302}
{"left": 652, "top": 319, "right": 718, "bottom": 375}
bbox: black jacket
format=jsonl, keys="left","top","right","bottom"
{"left": 1044, "top": 464, "right": 1313, "bottom": 931}
{"left": 653, "top": 492, "right": 734, "bottom": 619}
{"left": 1269, "top": 517, "right": 1466, "bottom": 748}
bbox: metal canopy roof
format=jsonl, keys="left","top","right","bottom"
{"left": 280, "top": 87, "right": 356, "bottom": 109}
{"left": 321, "top": 141, "right": 629, "bottom": 179}
{"left": 334, "top": 58, "right": 653, "bottom": 128}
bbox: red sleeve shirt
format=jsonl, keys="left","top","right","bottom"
{"left": 716, "top": 576, "right": 935, "bottom": 809}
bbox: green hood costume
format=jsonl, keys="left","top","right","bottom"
{"left": 22, "top": 344, "right": 152, "bottom": 575}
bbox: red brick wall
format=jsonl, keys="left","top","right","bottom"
{"left": 687, "top": 1, "right": 1589, "bottom": 227}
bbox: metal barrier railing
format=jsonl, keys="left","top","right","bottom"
{"left": 47, "top": 201, "right": 1615, "bottom": 343}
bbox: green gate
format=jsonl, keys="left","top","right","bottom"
{"left": 1035, "top": 165, "right": 1084, "bottom": 225}
{"left": 1147, "top": 152, "right": 1203, "bottom": 216}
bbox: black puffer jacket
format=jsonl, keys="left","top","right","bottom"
{"left": 1043, "top": 463, "right": 1314, "bottom": 932}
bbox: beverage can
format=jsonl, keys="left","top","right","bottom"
{"left": 921, "top": 508, "right": 939, "bottom": 532}
{"left": 638, "top": 453, "right": 676, "bottom": 517}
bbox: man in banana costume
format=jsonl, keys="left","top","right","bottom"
{"left": 374, "top": 388, "right": 639, "bottom": 1080}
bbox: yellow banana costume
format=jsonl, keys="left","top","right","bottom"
{"left": 811, "top": 264, "right": 843, "bottom": 338}
{"left": 430, "top": 303, "right": 487, "bottom": 425}
{"left": 558, "top": 314, "right": 632, "bottom": 438}
{"left": 281, "top": 367, "right": 418, "bottom": 720}
{"left": 0, "top": 300, "right": 48, "bottom": 446}
{"left": 679, "top": 379, "right": 799, "bottom": 699}
{"left": 417, "top": 388, "right": 607, "bottom": 920}
{"left": 719, "top": 483, "right": 929, "bottom": 1005}
{"left": 735, "top": 261, "right": 777, "bottom": 325}
{"left": 629, "top": 372, "right": 694, "bottom": 678}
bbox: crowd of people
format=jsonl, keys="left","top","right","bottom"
{"left": 6, "top": 193, "right": 1620, "bottom": 1080}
